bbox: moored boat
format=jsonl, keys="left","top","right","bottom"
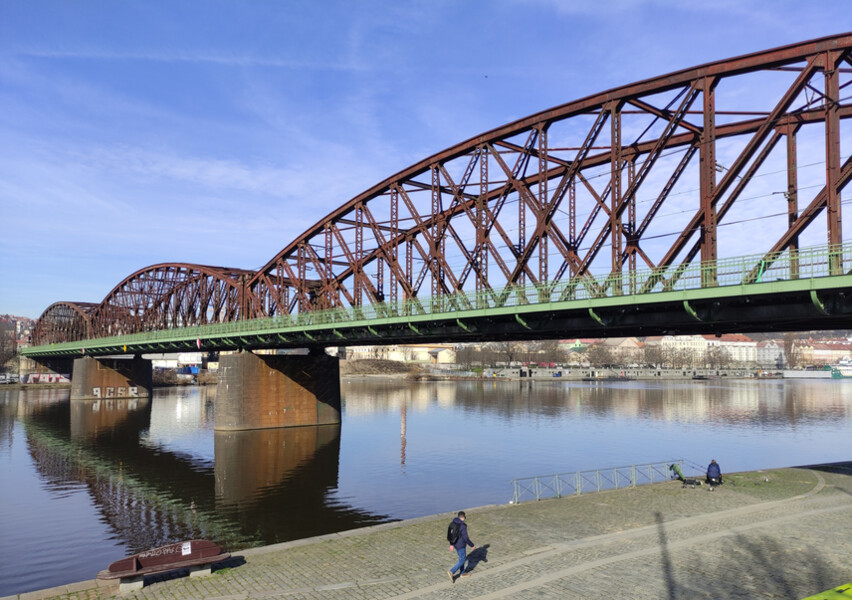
{"left": 97, "top": 539, "right": 230, "bottom": 589}
{"left": 783, "top": 365, "right": 852, "bottom": 379}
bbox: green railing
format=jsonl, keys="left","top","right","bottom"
{"left": 25, "top": 242, "right": 852, "bottom": 355}
{"left": 510, "top": 460, "right": 687, "bottom": 503}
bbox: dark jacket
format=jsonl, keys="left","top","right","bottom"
{"left": 451, "top": 517, "right": 474, "bottom": 550}
{"left": 707, "top": 462, "right": 721, "bottom": 479}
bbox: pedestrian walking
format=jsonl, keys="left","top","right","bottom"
{"left": 447, "top": 511, "right": 475, "bottom": 582}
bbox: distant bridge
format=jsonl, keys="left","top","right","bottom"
{"left": 24, "top": 34, "right": 852, "bottom": 359}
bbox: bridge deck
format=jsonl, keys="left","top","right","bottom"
{"left": 23, "top": 243, "right": 852, "bottom": 357}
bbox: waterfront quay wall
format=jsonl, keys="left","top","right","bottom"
{"left": 485, "top": 366, "right": 752, "bottom": 381}
{"left": 9, "top": 462, "right": 851, "bottom": 600}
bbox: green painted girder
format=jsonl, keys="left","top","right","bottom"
{"left": 21, "top": 243, "right": 852, "bottom": 358}
{"left": 24, "top": 274, "right": 852, "bottom": 357}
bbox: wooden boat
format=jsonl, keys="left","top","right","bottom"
{"left": 97, "top": 539, "right": 230, "bottom": 582}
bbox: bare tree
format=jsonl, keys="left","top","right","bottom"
{"left": 528, "top": 340, "right": 566, "bottom": 364}
{"left": 455, "top": 346, "right": 476, "bottom": 370}
{"left": 0, "top": 323, "right": 16, "bottom": 369}
{"left": 487, "top": 342, "right": 524, "bottom": 367}
{"left": 680, "top": 348, "right": 698, "bottom": 368}
{"left": 661, "top": 346, "right": 677, "bottom": 368}
{"left": 706, "top": 346, "right": 725, "bottom": 369}
{"left": 664, "top": 348, "right": 693, "bottom": 369}
{"left": 643, "top": 345, "right": 662, "bottom": 367}
{"left": 783, "top": 333, "right": 799, "bottom": 368}
{"left": 585, "top": 344, "right": 614, "bottom": 368}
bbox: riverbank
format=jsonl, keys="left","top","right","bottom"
{"left": 7, "top": 461, "right": 851, "bottom": 600}
{"left": 340, "top": 359, "right": 759, "bottom": 381}
{"left": 8, "top": 361, "right": 835, "bottom": 389}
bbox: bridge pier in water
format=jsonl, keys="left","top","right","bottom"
{"left": 69, "top": 355, "right": 153, "bottom": 400}
{"left": 214, "top": 351, "right": 341, "bottom": 431}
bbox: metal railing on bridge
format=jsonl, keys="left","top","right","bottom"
{"left": 201, "top": 241, "right": 852, "bottom": 329}
{"left": 510, "top": 460, "right": 691, "bottom": 504}
{"left": 25, "top": 242, "right": 852, "bottom": 354}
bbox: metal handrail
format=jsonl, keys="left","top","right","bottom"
{"left": 510, "top": 460, "right": 689, "bottom": 503}
{"left": 27, "top": 241, "right": 852, "bottom": 353}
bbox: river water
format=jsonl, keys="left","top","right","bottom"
{"left": 1, "top": 378, "right": 850, "bottom": 595}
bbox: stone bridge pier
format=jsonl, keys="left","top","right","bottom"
{"left": 70, "top": 355, "right": 153, "bottom": 400}
{"left": 214, "top": 351, "right": 341, "bottom": 431}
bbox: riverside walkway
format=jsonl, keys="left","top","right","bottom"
{"left": 7, "top": 462, "right": 852, "bottom": 600}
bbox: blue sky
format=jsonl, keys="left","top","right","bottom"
{"left": 0, "top": 1, "right": 847, "bottom": 318}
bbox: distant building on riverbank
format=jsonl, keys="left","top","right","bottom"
{"left": 346, "top": 344, "right": 456, "bottom": 365}
{"left": 793, "top": 338, "right": 852, "bottom": 365}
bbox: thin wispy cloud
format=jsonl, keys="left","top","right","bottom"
{"left": 0, "top": 0, "right": 847, "bottom": 317}
{"left": 10, "top": 47, "right": 368, "bottom": 71}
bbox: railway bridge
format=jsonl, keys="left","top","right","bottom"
{"left": 22, "top": 34, "right": 852, "bottom": 429}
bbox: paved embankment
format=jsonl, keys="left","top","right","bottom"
{"left": 6, "top": 463, "right": 851, "bottom": 600}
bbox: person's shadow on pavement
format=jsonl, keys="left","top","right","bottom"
{"left": 465, "top": 544, "right": 490, "bottom": 573}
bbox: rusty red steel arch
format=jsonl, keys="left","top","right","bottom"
{"left": 33, "top": 34, "right": 852, "bottom": 344}
{"left": 31, "top": 301, "right": 98, "bottom": 345}
{"left": 88, "top": 263, "right": 255, "bottom": 338}
{"left": 247, "top": 32, "right": 852, "bottom": 318}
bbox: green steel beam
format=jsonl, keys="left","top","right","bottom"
{"left": 21, "top": 243, "right": 852, "bottom": 358}
{"left": 810, "top": 290, "right": 828, "bottom": 315}
{"left": 683, "top": 300, "right": 702, "bottom": 321}
{"left": 588, "top": 308, "right": 605, "bottom": 327}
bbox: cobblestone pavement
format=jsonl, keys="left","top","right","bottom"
{"left": 7, "top": 463, "right": 852, "bottom": 600}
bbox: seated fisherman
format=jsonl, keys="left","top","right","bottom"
{"left": 706, "top": 459, "right": 722, "bottom": 486}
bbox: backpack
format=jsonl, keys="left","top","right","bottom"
{"left": 447, "top": 520, "right": 460, "bottom": 545}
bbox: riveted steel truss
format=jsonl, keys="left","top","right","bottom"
{"left": 89, "top": 263, "right": 254, "bottom": 338}
{"left": 32, "top": 34, "right": 852, "bottom": 346}
{"left": 31, "top": 302, "right": 97, "bottom": 345}
{"left": 247, "top": 33, "right": 852, "bottom": 318}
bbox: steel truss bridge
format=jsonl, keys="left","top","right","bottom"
{"left": 25, "top": 34, "right": 852, "bottom": 359}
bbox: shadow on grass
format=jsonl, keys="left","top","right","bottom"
{"left": 672, "top": 534, "right": 837, "bottom": 599}
{"left": 654, "top": 463, "right": 851, "bottom": 598}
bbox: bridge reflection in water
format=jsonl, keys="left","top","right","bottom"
{"left": 3, "top": 379, "right": 852, "bottom": 596}
{"left": 19, "top": 389, "right": 387, "bottom": 557}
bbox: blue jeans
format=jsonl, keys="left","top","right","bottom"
{"left": 450, "top": 546, "right": 467, "bottom": 575}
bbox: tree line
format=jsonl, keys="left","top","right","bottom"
{"left": 455, "top": 341, "right": 565, "bottom": 369}
{"left": 454, "top": 340, "right": 788, "bottom": 370}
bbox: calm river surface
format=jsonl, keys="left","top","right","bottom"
{"left": 1, "top": 378, "right": 851, "bottom": 595}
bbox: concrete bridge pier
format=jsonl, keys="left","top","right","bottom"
{"left": 69, "top": 355, "right": 153, "bottom": 400}
{"left": 214, "top": 351, "right": 341, "bottom": 431}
